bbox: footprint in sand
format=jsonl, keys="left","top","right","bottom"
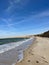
{"left": 28, "top": 60, "right": 31, "bottom": 62}
{"left": 41, "top": 56, "right": 48, "bottom": 63}
{"left": 36, "top": 61, "right": 39, "bottom": 63}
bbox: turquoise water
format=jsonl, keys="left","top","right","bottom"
{"left": 0, "top": 38, "right": 28, "bottom": 45}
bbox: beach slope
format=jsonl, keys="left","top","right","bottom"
{"left": 16, "top": 37, "right": 49, "bottom": 65}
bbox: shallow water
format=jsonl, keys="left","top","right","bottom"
{"left": 0, "top": 38, "right": 35, "bottom": 65}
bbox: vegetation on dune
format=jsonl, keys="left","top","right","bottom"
{"left": 35, "top": 30, "right": 49, "bottom": 38}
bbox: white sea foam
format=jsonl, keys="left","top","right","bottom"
{"left": 0, "top": 41, "right": 23, "bottom": 53}
{"left": 0, "top": 38, "right": 33, "bottom": 53}
{"left": 0, "top": 37, "right": 35, "bottom": 65}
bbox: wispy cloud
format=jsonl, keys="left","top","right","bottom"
{"left": 5, "top": 0, "right": 29, "bottom": 13}
{"left": 1, "top": 18, "right": 12, "bottom": 26}
{"left": 0, "top": 18, "right": 16, "bottom": 31}
{"left": 1, "top": 10, "right": 49, "bottom": 27}
{"left": 33, "top": 10, "right": 49, "bottom": 18}
{"left": 0, "top": 17, "right": 28, "bottom": 32}
{"left": 13, "top": 0, "right": 21, "bottom": 3}
{"left": 0, "top": 13, "right": 30, "bottom": 27}
{"left": 1, "top": 10, "right": 49, "bottom": 28}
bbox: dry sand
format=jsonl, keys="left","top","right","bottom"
{"left": 16, "top": 37, "right": 49, "bottom": 65}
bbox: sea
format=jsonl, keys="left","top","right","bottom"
{"left": 0, "top": 38, "right": 28, "bottom": 45}
{"left": 0, "top": 37, "right": 34, "bottom": 65}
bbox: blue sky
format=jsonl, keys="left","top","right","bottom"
{"left": 0, "top": 0, "right": 49, "bottom": 38}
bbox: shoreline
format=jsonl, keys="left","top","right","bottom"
{"left": 0, "top": 37, "right": 35, "bottom": 65}
{"left": 16, "top": 37, "right": 49, "bottom": 65}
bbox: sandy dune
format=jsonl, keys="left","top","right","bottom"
{"left": 16, "top": 37, "right": 49, "bottom": 65}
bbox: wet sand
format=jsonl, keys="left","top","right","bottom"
{"left": 16, "top": 37, "right": 49, "bottom": 65}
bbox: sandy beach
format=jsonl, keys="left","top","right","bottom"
{"left": 16, "top": 37, "right": 49, "bottom": 65}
